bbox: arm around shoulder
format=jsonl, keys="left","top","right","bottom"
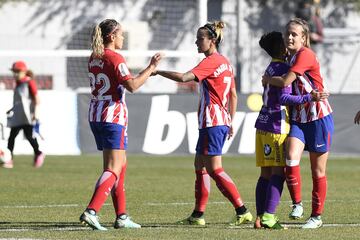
{"left": 263, "top": 71, "right": 297, "bottom": 87}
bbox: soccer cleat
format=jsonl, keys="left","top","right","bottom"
{"left": 114, "top": 214, "right": 141, "bottom": 229}
{"left": 289, "top": 202, "right": 304, "bottom": 220}
{"left": 34, "top": 152, "right": 45, "bottom": 168}
{"left": 176, "top": 215, "right": 206, "bottom": 226}
{"left": 2, "top": 159, "right": 14, "bottom": 169}
{"left": 230, "top": 211, "right": 253, "bottom": 226}
{"left": 261, "top": 213, "right": 287, "bottom": 230}
{"left": 301, "top": 216, "right": 323, "bottom": 229}
{"left": 80, "top": 210, "right": 107, "bottom": 231}
{"left": 254, "top": 215, "right": 262, "bottom": 229}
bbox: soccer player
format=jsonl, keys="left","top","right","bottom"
{"left": 79, "top": 19, "right": 162, "bottom": 230}
{"left": 255, "top": 31, "right": 328, "bottom": 229}
{"left": 153, "top": 21, "right": 252, "bottom": 226}
{"left": 5, "top": 61, "right": 45, "bottom": 169}
{"left": 262, "top": 18, "right": 334, "bottom": 229}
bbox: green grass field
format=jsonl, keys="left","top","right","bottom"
{"left": 0, "top": 155, "right": 359, "bottom": 240}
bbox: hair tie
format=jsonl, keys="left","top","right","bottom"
{"left": 204, "top": 24, "right": 217, "bottom": 38}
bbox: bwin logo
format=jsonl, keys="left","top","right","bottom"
{"left": 264, "top": 144, "right": 272, "bottom": 156}
{"left": 142, "top": 95, "right": 258, "bottom": 154}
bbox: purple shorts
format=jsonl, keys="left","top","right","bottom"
{"left": 90, "top": 122, "right": 127, "bottom": 150}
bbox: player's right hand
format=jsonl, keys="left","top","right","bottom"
{"left": 150, "top": 52, "right": 163, "bottom": 68}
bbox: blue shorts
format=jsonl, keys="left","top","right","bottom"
{"left": 196, "top": 126, "right": 229, "bottom": 156}
{"left": 90, "top": 122, "right": 128, "bottom": 151}
{"left": 289, "top": 114, "right": 334, "bottom": 153}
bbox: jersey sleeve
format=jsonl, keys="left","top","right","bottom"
{"left": 290, "top": 48, "right": 315, "bottom": 75}
{"left": 28, "top": 79, "right": 38, "bottom": 97}
{"left": 279, "top": 92, "right": 312, "bottom": 105}
{"left": 114, "top": 54, "right": 132, "bottom": 83}
{"left": 191, "top": 58, "right": 213, "bottom": 82}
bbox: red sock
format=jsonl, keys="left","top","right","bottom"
{"left": 87, "top": 170, "right": 117, "bottom": 212}
{"left": 312, "top": 176, "right": 327, "bottom": 216}
{"left": 209, "top": 168, "right": 243, "bottom": 208}
{"left": 286, "top": 165, "right": 302, "bottom": 203}
{"left": 194, "top": 170, "right": 210, "bottom": 212}
{"left": 111, "top": 163, "right": 127, "bottom": 216}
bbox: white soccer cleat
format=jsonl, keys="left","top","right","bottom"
{"left": 114, "top": 214, "right": 141, "bottom": 228}
{"left": 80, "top": 210, "right": 107, "bottom": 231}
{"left": 301, "top": 216, "right": 323, "bottom": 229}
{"left": 289, "top": 202, "right": 304, "bottom": 220}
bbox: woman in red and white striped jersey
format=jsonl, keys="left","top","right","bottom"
{"left": 154, "top": 21, "right": 252, "bottom": 226}
{"left": 262, "top": 18, "right": 334, "bottom": 229}
{"left": 80, "top": 19, "right": 162, "bottom": 231}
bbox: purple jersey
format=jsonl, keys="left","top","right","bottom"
{"left": 255, "top": 59, "right": 312, "bottom": 134}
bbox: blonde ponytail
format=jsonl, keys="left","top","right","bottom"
{"left": 91, "top": 24, "right": 104, "bottom": 58}
{"left": 213, "top": 21, "right": 225, "bottom": 45}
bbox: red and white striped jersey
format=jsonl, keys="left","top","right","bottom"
{"left": 290, "top": 47, "right": 332, "bottom": 123}
{"left": 191, "top": 52, "right": 235, "bottom": 129}
{"left": 88, "top": 49, "right": 132, "bottom": 126}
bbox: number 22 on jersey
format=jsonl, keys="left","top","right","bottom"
{"left": 89, "top": 73, "right": 112, "bottom": 100}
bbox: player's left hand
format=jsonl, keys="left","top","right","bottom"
{"left": 228, "top": 125, "right": 234, "bottom": 140}
{"left": 310, "top": 90, "right": 330, "bottom": 101}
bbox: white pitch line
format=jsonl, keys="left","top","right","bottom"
{"left": 1, "top": 204, "right": 80, "bottom": 209}
{"left": 0, "top": 203, "right": 111, "bottom": 209}
{"left": 1, "top": 199, "right": 359, "bottom": 209}
{"left": 226, "top": 223, "right": 360, "bottom": 229}
{"left": 146, "top": 199, "right": 360, "bottom": 206}
{"left": 0, "top": 227, "right": 87, "bottom": 232}
{"left": 0, "top": 238, "right": 44, "bottom": 240}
